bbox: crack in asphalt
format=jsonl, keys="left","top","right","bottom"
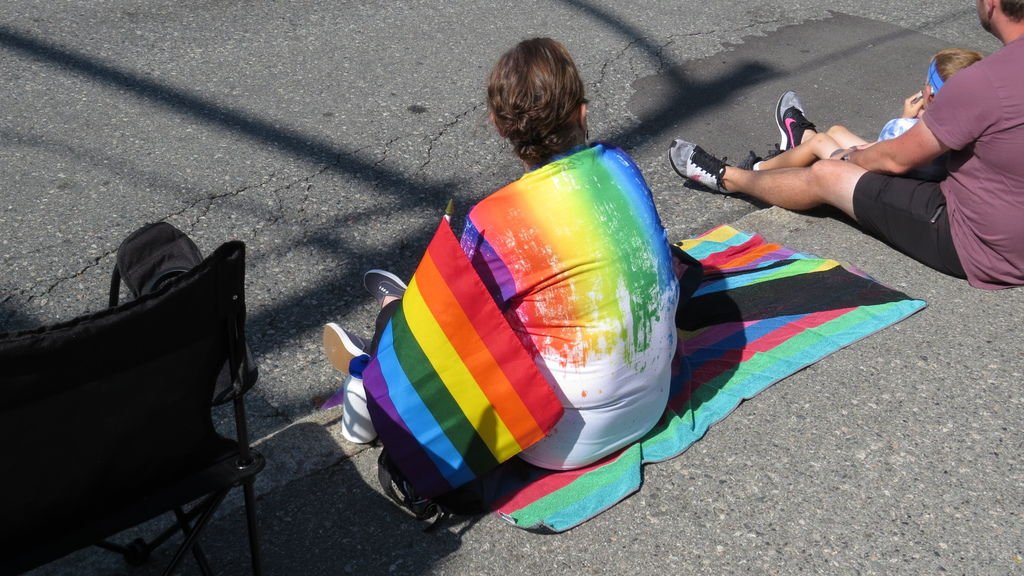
{"left": 373, "top": 135, "right": 403, "bottom": 169}
{"left": 16, "top": 173, "right": 282, "bottom": 306}
{"left": 669, "top": 18, "right": 786, "bottom": 40}
{"left": 273, "top": 144, "right": 380, "bottom": 225}
{"left": 652, "top": 38, "right": 675, "bottom": 75}
{"left": 269, "top": 162, "right": 335, "bottom": 223}
{"left": 417, "top": 102, "right": 484, "bottom": 175}
{"left": 247, "top": 143, "right": 381, "bottom": 232}
{"left": 171, "top": 172, "right": 278, "bottom": 234}
{"left": 2, "top": 287, "right": 27, "bottom": 305}
{"left": 24, "top": 245, "right": 117, "bottom": 304}
{"left": 9, "top": 128, "right": 464, "bottom": 307}
{"left": 247, "top": 168, "right": 325, "bottom": 237}
{"left": 591, "top": 20, "right": 785, "bottom": 96}
{"left": 595, "top": 37, "right": 644, "bottom": 90}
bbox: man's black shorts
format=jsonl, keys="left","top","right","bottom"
{"left": 852, "top": 172, "right": 966, "bottom": 278}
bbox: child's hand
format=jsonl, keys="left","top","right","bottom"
{"left": 902, "top": 91, "right": 925, "bottom": 118}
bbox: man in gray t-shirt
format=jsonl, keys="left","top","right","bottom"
{"left": 668, "top": 0, "right": 1024, "bottom": 289}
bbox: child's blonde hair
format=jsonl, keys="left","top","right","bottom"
{"left": 932, "top": 48, "right": 984, "bottom": 82}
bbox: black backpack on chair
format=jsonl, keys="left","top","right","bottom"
{"left": 109, "top": 222, "right": 258, "bottom": 404}
{"left": 109, "top": 221, "right": 203, "bottom": 307}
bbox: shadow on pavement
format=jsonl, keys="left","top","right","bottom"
{"left": 27, "top": 421, "right": 466, "bottom": 576}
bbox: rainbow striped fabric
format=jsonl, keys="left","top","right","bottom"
{"left": 461, "top": 143, "right": 678, "bottom": 470}
{"left": 461, "top": 143, "right": 678, "bottom": 363}
{"left": 487, "top": 225, "right": 926, "bottom": 531}
{"left": 363, "top": 219, "right": 564, "bottom": 498}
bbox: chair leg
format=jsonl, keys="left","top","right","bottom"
{"left": 97, "top": 503, "right": 208, "bottom": 567}
{"left": 174, "top": 507, "right": 214, "bottom": 576}
{"left": 98, "top": 536, "right": 154, "bottom": 566}
{"left": 95, "top": 540, "right": 129, "bottom": 555}
{"left": 161, "top": 490, "right": 227, "bottom": 576}
{"left": 242, "top": 478, "right": 264, "bottom": 576}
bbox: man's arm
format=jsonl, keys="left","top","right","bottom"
{"left": 846, "top": 118, "right": 948, "bottom": 175}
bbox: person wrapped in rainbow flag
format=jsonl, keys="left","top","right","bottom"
{"left": 322, "top": 38, "right": 685, "bottom": 515}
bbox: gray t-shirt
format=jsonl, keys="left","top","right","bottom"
{"left": 923, "top": 36, "right": 1024, "bottom": 289}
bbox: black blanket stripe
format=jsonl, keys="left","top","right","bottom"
{"left": 680, "top": 266, "right": 915, "bottom": 330}
{"left": 700, "top": 258, "right": 802, "bottom": 281}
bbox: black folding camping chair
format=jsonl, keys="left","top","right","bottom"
{"left": 0, "top": 241, "right": 264, "bottom": 576}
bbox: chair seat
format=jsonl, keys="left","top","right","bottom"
{"left": 9, "top": 438, "right": 264, "bottom": 575}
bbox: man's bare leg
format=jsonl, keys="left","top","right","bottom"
{"left": 721, "top": 159, "right": 867, "bottom": 218}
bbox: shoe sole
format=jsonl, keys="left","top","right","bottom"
{"left": 667, "top": 140, "right": 689, "bottom": 180}
{"left": 323, "top": 322, "right": 364, "bottom": 374}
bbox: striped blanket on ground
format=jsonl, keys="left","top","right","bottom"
{"left": 485, "top": 225, "right": 926, "bottom": 532}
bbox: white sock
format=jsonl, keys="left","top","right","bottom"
{"left": 752, "top": 161, "right": 764, "bottom": 171}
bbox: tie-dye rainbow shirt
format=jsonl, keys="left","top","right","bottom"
{"left": 460, "top": 144, "right": 679, "bottom": 469}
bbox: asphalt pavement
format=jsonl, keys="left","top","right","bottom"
{"left": 3, "top": 2, "right": 1020, "bottom": 574}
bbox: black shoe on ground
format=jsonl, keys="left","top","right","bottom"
{"left": 363, "top": 269, "right": 407, "bottom": 307}
{"left": 737, "top": 150, "right": 762, "bottom": 171}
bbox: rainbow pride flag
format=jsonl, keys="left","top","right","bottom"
{"left": 363, "top": 219, "right": 564, "bottom": 498}
{"left": 486, "top": 225, "right": 926, "bottom": 531}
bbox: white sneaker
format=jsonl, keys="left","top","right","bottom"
{"left": 668, "top": 139, "right": 729, "bottom": 193}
